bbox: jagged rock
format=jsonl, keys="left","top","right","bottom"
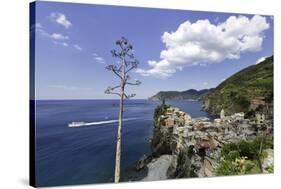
{"left": 204, "top": 159, "right": 214, "bottom": 177}
{"left": 205, "top": 148, "right": 221, "bottom": 160}
{"left": 166, "top": 155, "right": 178, "bottom": 178}
{"left": 169, "top": 147, "right": 197, "bottom": 178}
{"left": 136, "top": 154, "right": 152, "bottom": 171}
{"left": 142, "top": 155, "right": 173, "bottom": 181}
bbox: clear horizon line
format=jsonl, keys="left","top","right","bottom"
{"left": 34, "top": 98, "right": 149, "bottom": 101}
{"left": 34, "top": 88, "right": 216, "bottom": 101}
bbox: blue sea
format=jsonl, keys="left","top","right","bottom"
{"left": 35, "top": 99, "right": 209, "bottom": 186}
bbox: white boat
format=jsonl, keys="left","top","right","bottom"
{"left": 68, "top": 122, "right": 86, "bottom": 127}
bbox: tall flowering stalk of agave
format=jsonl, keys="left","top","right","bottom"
{"left": 105, "top": 37, "right": 141, "bottom": 183}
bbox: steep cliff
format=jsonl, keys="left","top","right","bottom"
{"left": 151, "top": 105, "right": 176, "bottom": 156}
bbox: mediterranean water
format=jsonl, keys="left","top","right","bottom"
{"left": 35, "top": 99, "right": 209, "bottom": 186}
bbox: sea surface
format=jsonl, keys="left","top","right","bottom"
{"left": 35, "top": 99, "right": 209, "bottom": 186}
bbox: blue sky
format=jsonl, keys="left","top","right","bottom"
{"left": 33, "top": 1, "right": 273, "bottom": 99}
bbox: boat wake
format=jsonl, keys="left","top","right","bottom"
{"left": 85, "top": 118, "right": 138, "bottom": 126}
{"left": 68, "top": 118, "right": 138, "bottom": 127}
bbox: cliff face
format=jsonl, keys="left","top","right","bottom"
{"left": 203, "top": 56, "right": 273, "bottom": 116}
{"left": 141, "top": 105, "right": 273, "bottom": 180}
{"left": 150, "top": 105, "right": 199, "bottom": 177}
{"left": 151, "top": 105, "right": 220, "bottom": 178}
{"left": 151, "top": 105, "right": 176, "bottom": 156}
{"left": 149, "top": 89, "right": 214, "bottom": 101}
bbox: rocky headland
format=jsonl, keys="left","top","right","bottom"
{"left": 136, "top": 105, "right": 273, "bottom": 181}
{"left": 149, "top": 89, "right": 214, "bottom": 101}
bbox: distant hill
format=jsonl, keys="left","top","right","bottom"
{"left": 149, "top": 89, "right": 214, "bottom": 101}
{"left": 203, "top": 56, "right": 273, "bottom": 115}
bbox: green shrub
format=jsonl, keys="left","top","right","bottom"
{"left": 216, "top": 136, "right": 273, "bottom": 176}
{"left": 221, "top": 143, "right": 238, "bottom": 157}
{"left": 216, "top": 158, "right": 238, "bottom": 176}
{"left": 265, "top": 164, "right": 274, "bottom": 173}
{"left": 226, "top": 150, "right": 240, "bottom": 161}
{"left": 216, "top": 157, "right": 261, "bottom": 176}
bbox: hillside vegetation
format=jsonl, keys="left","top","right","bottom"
{"left": 203, "top": 56, "right": 273, "bottom": 115}
{"left": 149, "top": 89, "right": 214, "bottom": 101}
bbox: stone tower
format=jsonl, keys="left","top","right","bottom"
{"left": 162, "top": 98, "right": 166, "bottom": 105}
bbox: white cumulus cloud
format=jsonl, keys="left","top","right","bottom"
{"left": 136, "top": 15, "right": 270, "bottom": 78}
{"left": 50, "top": 12, "right": 72, "bottom": 29}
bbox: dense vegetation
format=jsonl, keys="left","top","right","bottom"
{"left": 149, "top": 89, "right": 214, "bottom": 101}
{"left": 216, "top": 136, "right": 273, "bottom": 176}
{"left": 203, "top": 56, "right": 273, "bottom": 115}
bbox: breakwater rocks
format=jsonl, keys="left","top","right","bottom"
{"left": 136, "top": 105, "right": 273, "bottom": 180}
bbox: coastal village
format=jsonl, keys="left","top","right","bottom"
{"left": 138, "top": 103, "right": 273, "bottom": 180}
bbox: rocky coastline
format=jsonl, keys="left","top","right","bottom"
{"left": 136, "top": 105, "right": 274, "bottom": 181}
